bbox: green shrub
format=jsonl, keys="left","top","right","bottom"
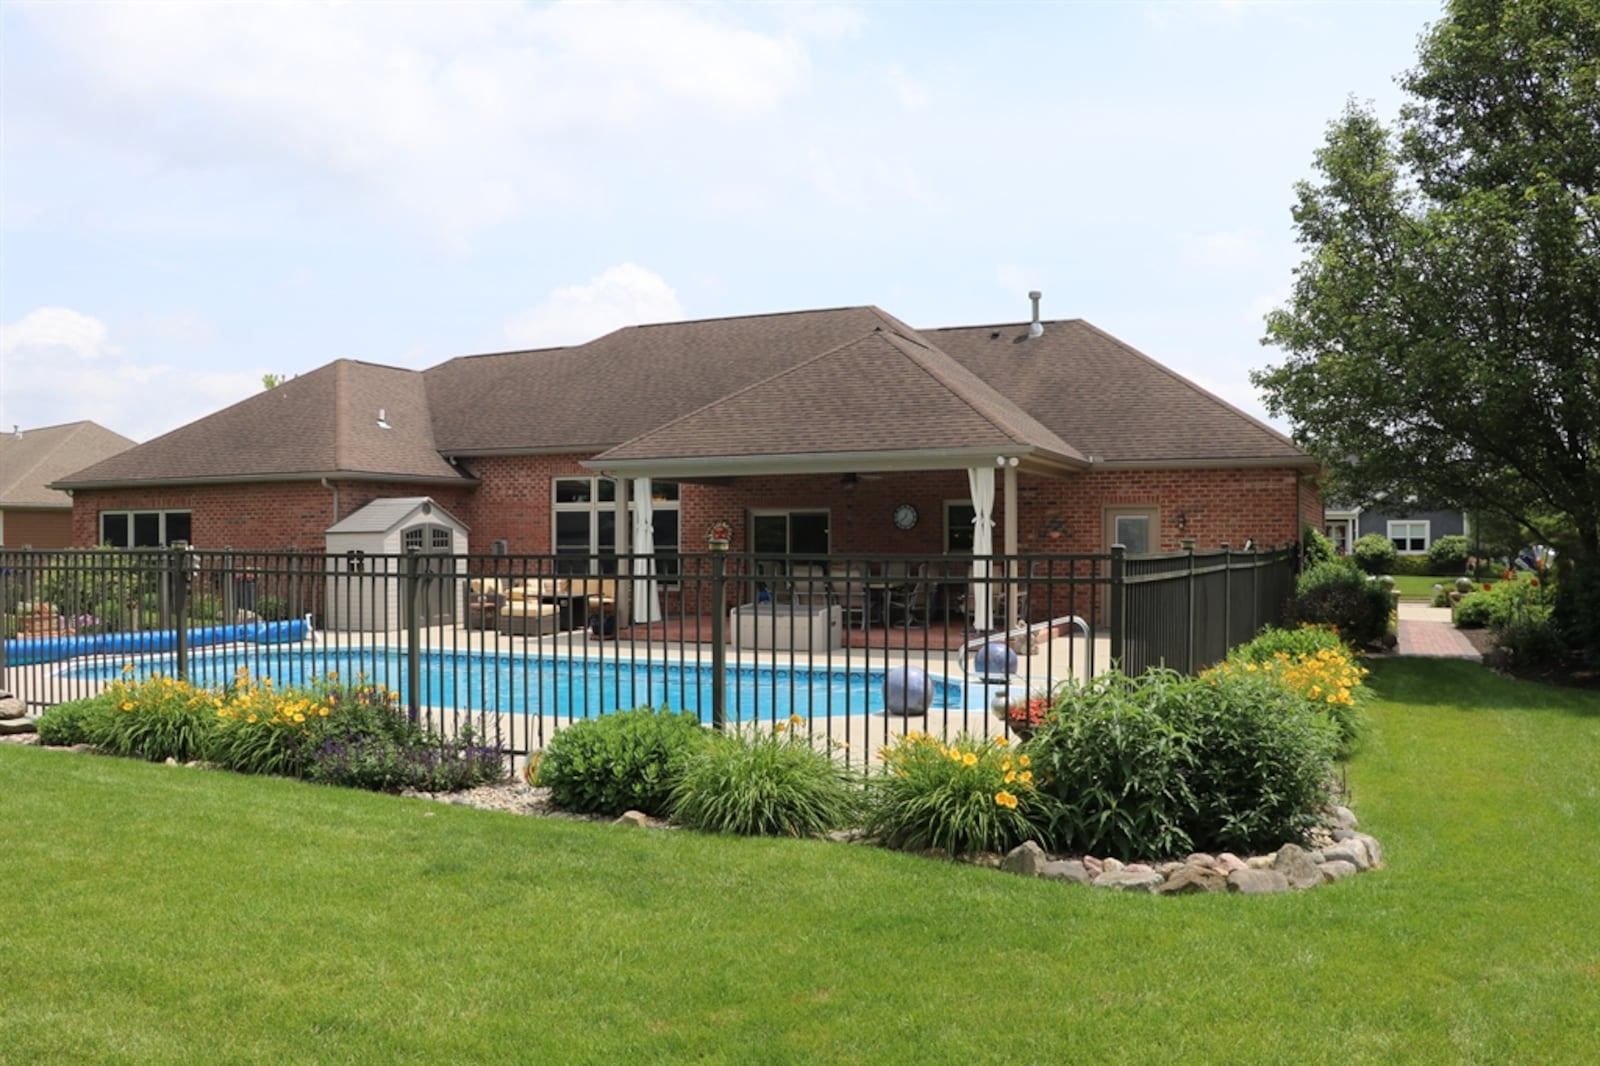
{"left": 535, "top": 707, "right": 710, "bottom": 817}
{"left": 1232, "top": 623, "right": 1348, "bottom": 661}
{"left": 35, "top": 695, "right": 113, "bottom": 747}
{"left": 863, "top": 732, "right": 1055, "bottom": 857}
{"left": 671, "top": 717, "right": 859, "bottom": 837}
{"left": 308, "top": 726, "right": 505, "bottom": 793}
{"left": 1026, "top": 670, "right": 1196, "bottom": 859}
{"left": 1352, "top": 533, "right": 1398, "bottom": 575}
{"left": 255, "top": 595, "right": 292, "bottom": 622}
{"left": 1289, "top": 560, "right": 1393, "bottom": 647}
{"left": 95, "top": 672, "right": 217, "bottom": 762}
{"left": 1553, "top": 559, "right": 1600, "bottom": 667}
{"left": 1301, "top": 525, "right": 1336, "bottom": 570}
{"left": 1426, "top": 535, "right": 1471, "bottom": 576}
{"left": 1390, "top": 555, "right": 1432, "bottom": 576}
{"left": 1177, "top": 671, "right": 1340, "bottom": 854}
{"left": 1452, "top": 579, "right": 1551, "bottom": 630}
{"left": 1430, "top": 584, "right": 1453, "bottom": 608}
{"left": 1218, "top": 624, "right": 1370, "bottom": 754}
{"left": 1493, "top": 614, "right": 1568, "bottom": 669}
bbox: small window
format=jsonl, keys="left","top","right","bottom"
{"left": 946, "top": 502, "right": 976, "bottom": 553}
{"left": 1104, "top": 506, "right": 1159, "bottom": 554}
{"left": 98, "top": 509, "right": 192, "bottom": 548}
{"left": 1388, "top": 520, "right": 1429, "bottom": 554}
{"left": 402, "top": 528, "right": 424, "bottom": 551}
{"left": 431, "top": 527, "right": 451, "bottom": 551}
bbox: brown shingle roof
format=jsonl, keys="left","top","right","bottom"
{"left": 926, "top": 319, "right": 1308, "bottom": 464}
{"left": 57, "top": 305, "right": 1312, "bottom": 488}
{"left": 595, "top": 328, "right": 1084, "bottom": 467}
{"left": 56, "top": 361, "right": 467, "bottom": 487}
{"left": 425, "top": 306, "right": 916, "bottom": 454}
{"left": 0, "top": 421, "right": 136, "bottom": 506}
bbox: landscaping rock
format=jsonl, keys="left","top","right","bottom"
{"left": 1101, "top": 857, "right": 1125, "bottom": 874}
{"left": 0, "top": 698, "right": 29, "bottom": 719}
{"left": 1227, "top": 869, "right": 1290, "bottom": 895}
{"left": 1001, "top": 841, "right": 1048, "bottom": 877}
{"left": 0, "top": 715, "right": 38, "bottom": 736}
{"left": 1093, "top": 869, "right": 1165, "bottom": 893}
{"left": 1272, "top": 843, "right": 1323, "bottom": 890}
{"left": 1155, "top": 864, "right": 1228, "bottom": 895}
{"left": 1185, "top": 852, "right": 1219, "bottom": 868}
{"left": 1330, "top": 805, "right": 1359, "bottom": 830}
{"left": 1040, "top": 859, "right": 1093, "bottom": 885}
{"left": 1246, "top": 854, "right": 1276, "bottom": 870}
{"left": 1215, "top": 853, "right": 1247, "bottom": 874}
{"left": 1351, "top": 831, "right": 1384, "bottom": 868}
{"left": 1321, "top": 841, "right": 1370, "bottom": 872}
{"left": 1317, "top": 860, "right": 1359, "bottom": 883}
{"left": 613, "top": 810, "right": 651, "bottom": 828}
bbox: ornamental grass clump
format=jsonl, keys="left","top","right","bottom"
{"left": 1026, "top": 670, "right": 1196, "bottom": 859}
{"left": 1206, "top": 625, "right": 1370, "bottom": 754}
{"left": 862, "top": 732, "right": 1054, "bottom": 858}
{"left": 94, "top": 668, "right": 217, "bottom": 763}
{"left": 670, "top": 715, "right": 860, "bottom": 837}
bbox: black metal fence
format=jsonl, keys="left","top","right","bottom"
{"left": 2, "top": 542, "right": 1294, "bottom": 768}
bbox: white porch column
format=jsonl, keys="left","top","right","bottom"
{"left": 967, "top": 466, "right": 995, "bottom": 631}
{"left": 1004, "top": 458, "right": 1019, "bottom": 630}
{"left": 613, "top": 485, "right": 631, "bottom": 628}
{"left": 631, "top": 477, "right": 662, "bottom": 624}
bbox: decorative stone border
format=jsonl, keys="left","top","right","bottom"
{"left": 987, "top": 806, "right": 1382, "bottom": 894}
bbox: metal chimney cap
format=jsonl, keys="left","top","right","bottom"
{"left": 1028, "top": 290, "right": 1041, "bottom": 300}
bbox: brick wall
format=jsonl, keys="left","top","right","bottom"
{"left": 70, "top": 462, "right": 1317, "bottom": 564}
{"left": 70, "top": 480, "right": 476, "bottom": 551}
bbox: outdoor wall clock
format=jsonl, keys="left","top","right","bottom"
{"left": 892, "top": 503, "right": 919, "bottom": 530}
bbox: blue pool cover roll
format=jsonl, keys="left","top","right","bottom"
{"left": 4, "top": 619, "right": 307, "bottom": 667}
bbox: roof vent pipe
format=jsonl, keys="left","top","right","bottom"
{"left": 1027, "top": 291, "right": 1043, "bottom": 339}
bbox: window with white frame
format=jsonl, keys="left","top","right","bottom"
{"left": 1388, "top": 520, "right": 1430, "bottom": 554}
{"left": 552, "top": 477, "right": 679, "bottom": 576}
{"left": 99, "top": 510, "right": 192, "bottom": 547}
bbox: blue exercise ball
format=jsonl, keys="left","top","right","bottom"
{"left": 884, "top": 664, "right": 931, "bottom": 716}
{"left": 971, "top": 642, "right": 1017, "bottom": 679}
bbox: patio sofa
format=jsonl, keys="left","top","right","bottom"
{"left": 496, "top": 579, "right": 567, "bottom": 637}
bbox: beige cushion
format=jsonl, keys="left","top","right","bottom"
{"left": 501, "top": 601, "right": 559, "bottom": 618}
{"left": 469, "top": 577, "right": 504, "bottom": 595}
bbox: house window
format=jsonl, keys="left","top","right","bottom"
{"left": 99, "top": 510, "right": 192, "bottom": 548}
{"left": 945, "top": 502, "right": 976, "bottom": 553}
{"left": 750, "top": 510, "right": 830, "bottom": 559}
{"left": 1104, "top": 507, "right": 1158, "bottom": 554}
{"left": 552, "top": 477, "right": 679, "bottom": 576}
{"left": 1389, "top": 520, "right": 1430, "bottom": 554}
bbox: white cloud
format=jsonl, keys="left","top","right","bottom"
{"left": 0, "top": 307, "right": 258, "bottom": 441}
{"left": 0, "top": 306, "right": 119, "bottom": 361}
{"left": 504, "top": 264, "right": 686, "bottom": 348}
{"left": 15, "top": 1, "right": 815, "bottom": 236}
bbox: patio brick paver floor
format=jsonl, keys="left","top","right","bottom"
{"left": 1396, "top": 602, "right": 1481, "bottom": 660}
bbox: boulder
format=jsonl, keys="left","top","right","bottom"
{"left": 0, "top": 716, "right": 38, "bottom": 736}
{"left": 1272, "top": 843, "right": 1323, "bottom": 890}
{"left": 1040, "top": 860, "right": 1093, "bottom": 885}
{"left": 1000, "top": 841, "right": 1048, "bottom": 877}
{"left": 1092, "top": 869, "right": 1165, "bottom": 893}
{"left": 1156, "top": 864, "right": 1228, "bottom": 895}
{"left": 613, "top": 810, "right": 651, "bottom": 828}
{"left": 1321, "top": 841, "right": 1370, "bottom": 872}
{"left": 1317, "top": 860, "right": 1359, "bottom": 883}
{"left": 1227, "top": 868, "right": 1290, "bottom": 895}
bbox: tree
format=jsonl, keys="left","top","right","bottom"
{"left": 1254, "top": 0, "right": 1600, "bottom": 564}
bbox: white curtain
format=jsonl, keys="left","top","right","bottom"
{"left": 631, "top": 478, "right": 662, "bottom": 624}
{"left": 967, "top": 466, "right": 995, "bottom": 631}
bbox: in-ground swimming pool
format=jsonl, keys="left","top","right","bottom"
{"left": 69, "top": 645, "right": 974, "bottom": 722}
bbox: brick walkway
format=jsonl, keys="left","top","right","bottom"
{"left": 1396, "top": 603, "right": 1481, "bottom": 660}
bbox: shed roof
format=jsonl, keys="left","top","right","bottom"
{"left": 325, "top": 496, "right": 466, "bottom": 536}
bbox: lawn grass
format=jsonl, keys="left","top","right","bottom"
{"left": 1388, "top": 573, "right": 1457, "bottom": 601}
{"left": 4, "top": 658, "right": 1599, "bottom": 1064}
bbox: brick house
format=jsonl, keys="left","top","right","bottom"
{"left": 1, "top": 421, "right": 135, "bottom": 549}
{"left": 52, "top": 301, "right": 1322, "bottom": 573}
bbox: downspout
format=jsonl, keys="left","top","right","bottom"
{"left": 322, "top": 478, "right": 341, "bottom": 524}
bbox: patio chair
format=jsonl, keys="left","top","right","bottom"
{"left": 788, "top": 563, "right": 831, "bottom": 609}
{"left": 886, "top": 562, "right": 928, "bottom": 628}
{"left": 464, "top": 576, "right": 506, "bottom": 631}
{"left": 833, "top": 563, "right": 872, "bottom": 629}
{"left": 497, "top": 582, "right": 562, "bottom": 637}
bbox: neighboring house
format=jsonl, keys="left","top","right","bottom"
{"left": 52, "top": 300, "right": 1322, "bottom": 567}
{"left": 0, "top": 421, "right": 136, "bottom": 549}
{"left": 1324, "top": 504, "right": 1469, "bottom": 557}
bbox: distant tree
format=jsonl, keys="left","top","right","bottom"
{"left": 261, "top": 373, "right": 293, "bottom": 389}
{"left": 1254, "top": 0, "right": 1600, "bottom": 565}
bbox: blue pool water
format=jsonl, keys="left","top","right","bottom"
{"left": 69, "top": 646, "right": 969, "bottom": 722}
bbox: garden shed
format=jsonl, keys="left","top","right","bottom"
{"left": 323, "top": 497, "right": 467, "bottom": 632}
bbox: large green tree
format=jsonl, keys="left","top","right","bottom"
{"left": 1255, "top": 0, "right": 1600, "bottom": 562}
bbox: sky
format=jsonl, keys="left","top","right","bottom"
{"left": 0, "top": 0, "right": 1444, "bottom": 444}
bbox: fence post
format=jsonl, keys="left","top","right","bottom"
{"left": 1109, "top": 544, "right": 1126, "bottom": 668}
{"left": 1220, "top": 542, "right": 1232, "bottom": 650}
{"left": 170, "top": 542, "right": 191, "bottom": 682}
{"left": 1181, "top": 538, "right": 1197, "bottom": 673}
{"left": 709, "top": 548, "right": 728, "bottom": 731}
{"left": 404, "top": 547, "right": 422, "bottom": 723}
